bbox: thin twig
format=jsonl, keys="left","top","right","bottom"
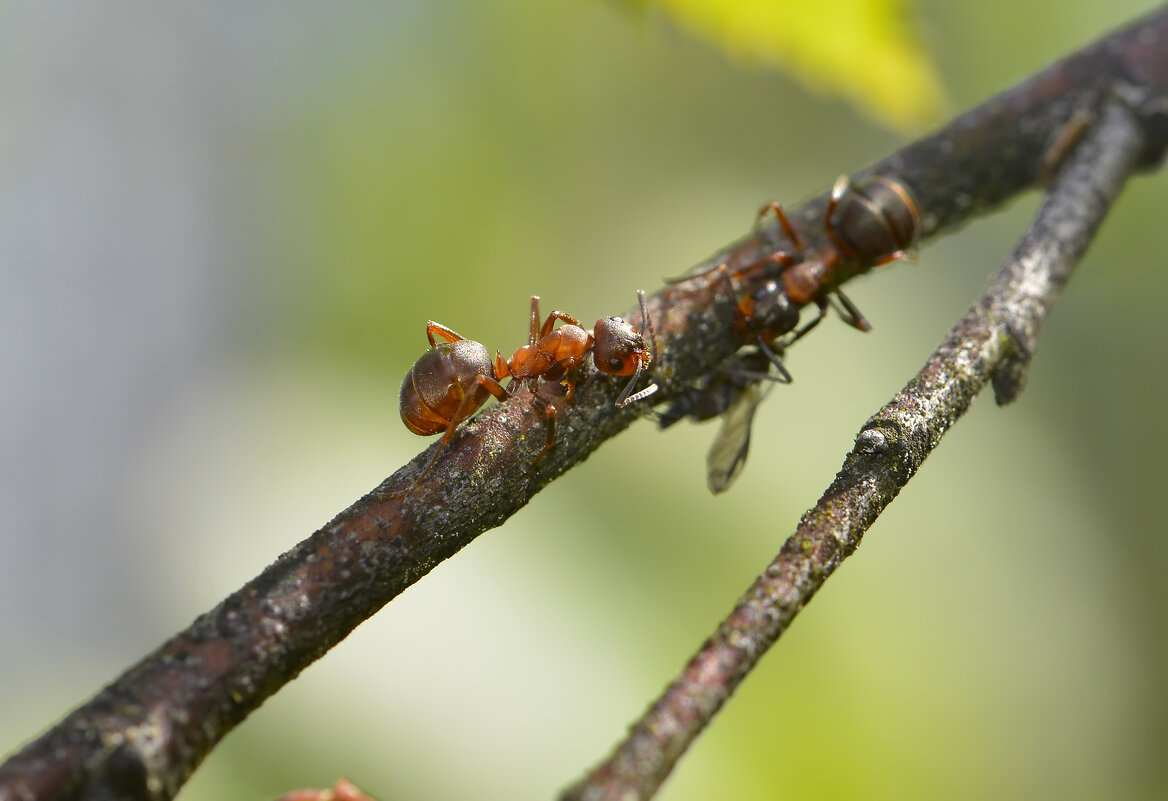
{"left": 1, "top": 10, "right": 1167, "bottom": 801}
{"left": 560, "top": 98, "right": 1147, "bottom": 801}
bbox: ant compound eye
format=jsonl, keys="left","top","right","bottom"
{"left": 609, "top": 357, "right": 624, "bottom": 371}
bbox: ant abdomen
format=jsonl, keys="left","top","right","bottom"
{"left": 399, "top": 339, "right": 494, "bottom": 436}
{"left": 831, "top": 175, "right": 921, "bottom": 259}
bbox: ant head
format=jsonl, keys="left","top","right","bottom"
{"left": 592, "top": 316, "right": 647, "bottom": 376}
{"left": 595, "top": 290, "right": 659, "bottom": 408}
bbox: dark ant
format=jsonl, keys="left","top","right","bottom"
{"left": 732, "top": 173, "right": 920, "bottom": 352}
{"left": 399, "top": 290, "right": 658, "bottom": 478}
{"left": 669, "top": 173, "right": 921, "bottom": 379}
{"left": 662, "top": 174, "right": 921, "bottom": 492}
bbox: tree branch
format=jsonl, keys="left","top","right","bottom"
{"left": 560, "top": 95, "right": 1147, "bottom": 801}
{"left": 2, "top": 9, "right": 1166, "bottom": 801}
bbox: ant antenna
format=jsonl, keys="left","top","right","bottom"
{"left": 638, "top": 289, "right": 659, "bottom": 369}
{"left": 618, "top": 382, "right": 658, "bottom": 407}
{"left": 615, "top": 290, "right": 659, "bottom": 408}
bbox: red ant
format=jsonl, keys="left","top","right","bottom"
{"left": 400, "top": 290, "right": 658, "bottom": 478}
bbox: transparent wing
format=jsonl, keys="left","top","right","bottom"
{"left": 706, "top": 381, "right": 765, "bottom": 494}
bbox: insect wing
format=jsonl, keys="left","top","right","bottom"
{"left": 706, "top": 380, "right": 766, "bottom": 494}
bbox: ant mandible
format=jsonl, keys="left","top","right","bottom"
{"left": 400, "top": 290, "right": 658, "bottom": 479}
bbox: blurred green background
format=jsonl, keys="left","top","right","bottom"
{"left": 2, "top": 2, "right": 1166, "bottom": 800}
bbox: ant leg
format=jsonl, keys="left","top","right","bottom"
{"left": 728, "top": 344, "right": 791, "bottom": 384}
{"left": 754, "top": 337, "right": 793, "bottom": 384}
{"left": 527, "top": 295, "right": 581, "bottom": 340}
{"left": 531, "top": 401, "right": 558, "bottom": 471}
{"left": 426, "top": 322, "right": 465, "bottom": 348}
{"left": 527, "top": 377, "right": 576, "bottom": 471}
{"left": 493, "top": 350, "right": 511, "bottom": 380}
{"left": 539, "top": 310, "right": 583, "bottom": 339}
{"left": 416, "top": 374, "right": 509, "bottom": 482}
{"left": 830, "top": 289, "right": 872, "bottom": 332}
{"left": 756, "top": 201, "right": 806, "bottom": 250}
{"left": 783, "top": 300, "right": 829, "bottom": 348}
{"left": 664, "top": 246, "right": 798, "bottom": 287}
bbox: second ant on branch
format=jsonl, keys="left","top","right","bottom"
{"left": 685, "top": 173, "right": 922, "bottom": 373}
{"left": 662, "top": 173, "right": 922, "bottom": 492}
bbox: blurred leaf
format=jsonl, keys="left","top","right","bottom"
{"left": 645, "top": 0, "right": 947, "bottom": 130}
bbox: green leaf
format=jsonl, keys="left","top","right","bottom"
{"left": 648, "top": 0, "right": 947, "bottom": 131}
